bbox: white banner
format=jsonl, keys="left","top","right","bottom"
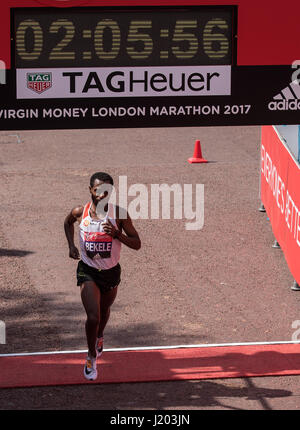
{"left": 16, "top": 66, "right": 231, "bottom": 99}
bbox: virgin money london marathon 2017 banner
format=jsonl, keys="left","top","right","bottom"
{"left": 1, "top": 66, "right": 300, "bottom": 130}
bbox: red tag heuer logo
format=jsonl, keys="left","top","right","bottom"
{"left": 27, "top": 72, "right": 52, "bottom": 94}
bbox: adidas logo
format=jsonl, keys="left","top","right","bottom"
{"left": 268, "top": 80, "right": 300, "bottom": 110}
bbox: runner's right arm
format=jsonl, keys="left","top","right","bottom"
{"left": 64, "top": 206, "right": 84, "bottom": 259}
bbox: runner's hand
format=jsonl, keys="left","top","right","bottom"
{"left": 69, "top": 245, "right": 80, "bottom": 259}
{"left": 101, "top": 219, "right": 117, "bottom": 237}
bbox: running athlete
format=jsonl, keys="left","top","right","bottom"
{"left": 64, "top": 172, "right": 141, "bottom": 380}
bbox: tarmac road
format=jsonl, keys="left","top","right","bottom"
{"left": 0, "top": 125, "right": 300, "bottom": 410}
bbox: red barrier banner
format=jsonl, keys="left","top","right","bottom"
{"left": 261, "top": 125, "right": 300, "bottom": 284}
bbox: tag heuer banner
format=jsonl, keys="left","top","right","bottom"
{"left": 0, "top": 65, "right": 299, "bottom": 130}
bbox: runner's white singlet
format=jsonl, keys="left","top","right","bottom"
{"left": 79, "top": 202, "right": 121, "bottom": 270}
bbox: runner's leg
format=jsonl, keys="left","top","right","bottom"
{"left": 80, "top": 281, "right": 100, "bottom": 358}
{"left": 98, "top": 286, "right": 118, "bottom": 338}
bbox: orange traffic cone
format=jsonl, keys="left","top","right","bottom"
{"left": 188, "top": 140, "right": 207, "bottom": 163}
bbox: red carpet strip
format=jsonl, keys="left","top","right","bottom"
{"left": 1, "top": 343, "right": 300, "bottom": 388}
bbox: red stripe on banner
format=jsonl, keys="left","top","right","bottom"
{"left": 261, "top": 126, "right": 300, "bottom": 285}
{"left": 2, "top": 0, "right": 300, "bottom": 67}
{"left": 1, "top": 344, "right": 300, "bottom": 388}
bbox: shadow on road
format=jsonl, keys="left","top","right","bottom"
{"left": 0, "top": 376, "right": 292, "bottom": 410}
{"left": 0, "top": 248, "right": 34, "bottom": 257}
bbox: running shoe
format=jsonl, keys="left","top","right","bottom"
{"left": 96, "top": 337, "right": 104, "bottom": 358}
{"left": 83, "top": 355, "right": 97, "bottom": 381}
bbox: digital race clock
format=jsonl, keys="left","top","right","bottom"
{"left": 13, "top": 6, "right": 235, "bottom": 68}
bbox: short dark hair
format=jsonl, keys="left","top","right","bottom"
{"left": 90, "top": 172, "right": 114, "bottom": 187}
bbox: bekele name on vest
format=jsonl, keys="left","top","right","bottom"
{"left": 84, "top": 232, "right": 112, "bottom": 259}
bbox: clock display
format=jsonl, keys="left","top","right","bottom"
{"left": 13, "top": 6, "right": 235, "bottom": 68}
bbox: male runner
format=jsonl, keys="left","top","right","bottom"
{"left": 64, "top": 172, "right": 141, "bottom": 380}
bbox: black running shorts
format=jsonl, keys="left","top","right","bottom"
{"left": 76, "top": 260, "right": 121, "bottom": 293}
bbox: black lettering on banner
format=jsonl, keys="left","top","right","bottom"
{"left": 62, "top": 72, "right": 83, "bottom": 93}
{"left": 106, "top": 72, "right": 125, "bottom": 92}
{"left": 130, "top": 71, "right": 148, "bottom": 92}
{"left": 83, "top": 72, "right": 105, "bottom": 93}
{"left": 169, "top": 73, "right": 185, "bottom": 92}
{"left": 149, "top": 73, "right": 167, "bottom": 92}
{"left": 207, "top": 72, "right": 220, "bottom": 90}
{"left": 187, "top": 73, "right": 204, "bottom": 91}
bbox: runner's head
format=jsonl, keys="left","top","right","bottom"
{"left": 89, "top": 172, "right": 114, "bottom": 204}
{"left": 90, "top": 172, "right": 114, "bottom": 187}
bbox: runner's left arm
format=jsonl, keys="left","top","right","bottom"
{"left": 102, "top": 214, "right": 141, "bottom": 250}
